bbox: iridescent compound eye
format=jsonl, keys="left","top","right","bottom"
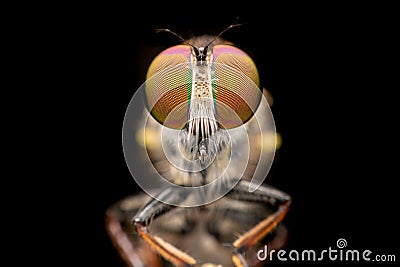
{"left": 144, "top": 44, "right": 261, "bottom": 129}
{"left": 212, "top": 45, "right": 261, "bottom": 129}
{"left": 145, "top": 45, "right": 192, "bottom": 129}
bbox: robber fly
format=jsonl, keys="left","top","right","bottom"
{"left": 106, "top": 25, "right": 291, "bottom": 267}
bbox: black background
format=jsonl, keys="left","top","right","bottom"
{"left": 70, "top": 5, "right": 399, "bottom": 267}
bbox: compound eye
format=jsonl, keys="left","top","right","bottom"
{"left": 145, "top": 45, "right": 192, "bottom": 129}
{"left": 212, "top": 45, "right": 261, "bottom": 129}
{"left": 144, "top": 44, "right": 262, "bottom": 130}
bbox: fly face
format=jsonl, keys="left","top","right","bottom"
{"left": 144, "top": 34, "right": 263, "bottom": 189}
{"left": 107, "top": 26, "right": 291, "bottom": 266}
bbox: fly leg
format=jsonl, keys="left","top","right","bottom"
{"left": 133, "top": 187, "right": 197, "bottom": 267}
{"left": 228, "top": 180, "right": 291, "bottom": 267}
{"left": 105, "top": 193, "right": 163, "bottom": 267}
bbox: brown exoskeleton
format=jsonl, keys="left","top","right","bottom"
{"left": 106, "top": 26, "right": 291, "bottom": 267}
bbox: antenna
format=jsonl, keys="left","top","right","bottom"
{"left": 155, "top": 28, "right": 186, "bottom": 43}
{"left": 205, "top": 23, "right": 245, "bottom": 48}
{"left": 155, "top": 28, "right": 199, "bottom": 52}
{"left": 155, "top": 24, "right": 246, "bottom": 61}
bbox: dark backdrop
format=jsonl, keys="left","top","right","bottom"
{"left": 80, "top": 7, "right": 398, "bottom": 267}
